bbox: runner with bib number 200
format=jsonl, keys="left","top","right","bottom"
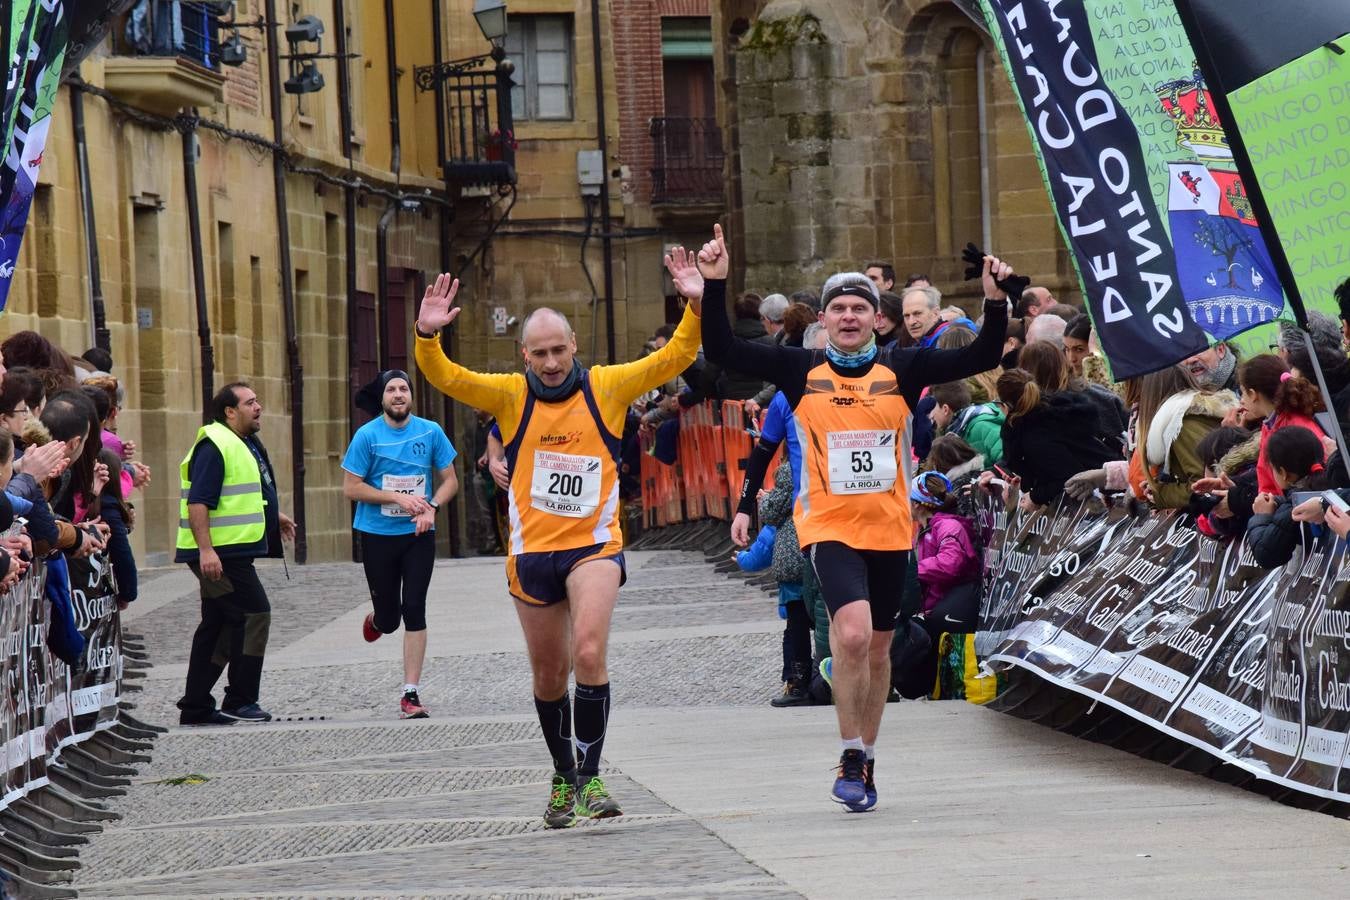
{"left": 671, "top": 224, "right": 1011, "bottom": 812}
{"left": 413, "top": 273, "right": 702, "bottom": 829}
{"left": 342, "top": 370, "right": 459, "bottom": 720}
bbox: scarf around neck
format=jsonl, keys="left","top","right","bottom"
{"left": 825, "top": 336, "right": 878, "bottom": 369}
{"left": 1203, "top": 348, "right": 1237, "bottom": 392}
{"left": 527, "top": 359, "right": 584, "bottom": 402}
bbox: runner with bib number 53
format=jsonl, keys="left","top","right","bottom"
{"left": 671, "top": 224, "right": 1011, "bottom": 812}
{"left": 413, "top": 273, "right": 702, "bottom": 829}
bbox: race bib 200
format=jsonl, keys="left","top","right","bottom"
{"left": 530, "top": 450, "right": 602, "bottom": 517}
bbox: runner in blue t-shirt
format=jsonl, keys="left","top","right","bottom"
{"left": 342, "top": 370, "right": 458, "bottom": 719}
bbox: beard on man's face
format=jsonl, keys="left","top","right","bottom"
{"left": 384, "top": 404, "right": 410, "bottom": 422}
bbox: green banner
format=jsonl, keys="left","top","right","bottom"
{"left": 0, "top": 2, "right": 68, "bottom": 311}
{"left": 979, "top": 0, "right": 1302, "bottom": 373}
{"left": 1229, "top": 40, "right": 1350, "bottom": 317}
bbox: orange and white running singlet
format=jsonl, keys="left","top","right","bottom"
{"left": 792, "top": 360, "right": 914, "bottom": 551}
{"left": 501, "top": 372, "right": 621, "bottom": 555}
{"left": 414, "top": 302, "right": 701, "bottom": 559}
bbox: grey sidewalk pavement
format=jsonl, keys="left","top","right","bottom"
{"left": 74, "top": 549, "right": 1350, "bottom": 898}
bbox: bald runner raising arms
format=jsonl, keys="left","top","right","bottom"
{"left": 414, "top": 274, "right": 702, "bottom": 828}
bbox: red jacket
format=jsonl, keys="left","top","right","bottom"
{"left": 1257, "top": 411, "right": 1324, "bottom": 495}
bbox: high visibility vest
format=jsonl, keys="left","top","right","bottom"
{"left": 176, "top": 422, "right": 267, "bottom": 551}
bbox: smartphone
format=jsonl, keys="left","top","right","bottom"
{"left": 1290, "top": 491, "right": 1323, "bottom": 507}
{"left": 993, "top": 464, "right": 1016, "bottom": 481}
{"left": 1323, "top": 490, "right": 1350, "bottom": 514}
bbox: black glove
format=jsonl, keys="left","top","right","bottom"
{"left": 962, "top": 242, "right": 1029, "bottom": 302}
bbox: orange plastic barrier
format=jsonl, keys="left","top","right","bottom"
{"left": 639, "top": 432, "right": 684, "bottom": 528}
{"left": 638, "top": 399, "right": 787, "bottom": 532}
{"left": 720, "top": 399, "right": 755, "bottom": 510}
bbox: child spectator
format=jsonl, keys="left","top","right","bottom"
{"left": 1191, "top": 426, "right": 1259, "bottom": 540}
{"left": 1238, "top": 354, "right": 1325, "bottom": 495}
{"left": 1246, "top": 426, "right": 1328, "bottom": 568}
{"left": 95, "top": 449, "right": 137, "bottom": 609}
{"left": 929, "top": 381, "right": 1003, "bottom": 463}
{"left": 911, "top": 472, "right": 981, "bottom": 621}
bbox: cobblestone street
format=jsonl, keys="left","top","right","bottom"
{"left": 80, "top": 552, "right": 794, "bottom": 898}
{"left": 79, "top": 550, "right": 1350, "bottom": 898}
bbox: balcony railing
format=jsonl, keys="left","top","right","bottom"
{"left": 416, "top": 58, "right": 517, "bottom": 187}
{"left": 121, "top": 0, "right": 224, "bottom": 71}
{"left": 651, "top": 117, "right": 725, "bottom": 206}
{"left": 105, "top": 0, "right": 228, "bottom": 115}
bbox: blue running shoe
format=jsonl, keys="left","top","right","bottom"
{"left": 819, "top": 657, "right": 833, "bottom": 688}
{"left": 858, "top": 758, "right": 877, "bottom": 811}
{"left": 832, "top": 749, "right": 867, "bottom": 808}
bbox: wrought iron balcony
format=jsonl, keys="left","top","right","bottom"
{"left": 416, "top": 57, "right": 517, "bottom": 187}
{"left": 651, "top": 117, "right": 724, "bottom": 206}
{"left": 105, "top": 1, "right": 227, "bottom": 115}
{"left": 119, "top": 0, "right": 226, "bottom": 70}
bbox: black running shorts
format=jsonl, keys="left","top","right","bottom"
{"left": 807, "top": 541, "right": 908, "bottom": 632}
{"left": 360, "top": 530, "right": 436, "bottom": 632}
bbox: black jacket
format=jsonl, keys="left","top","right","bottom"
{"left": 1323, "top": 376, "right": 1350, "bottom": 489}
{"left": 1078, "top": 383, "right": 1130, "bottom": 455}
{"left": 1002, "top": 391, "right": 1119, "bottom": 505}
{"left": 1246, "top": 476, "right": 1348, "bottom": 569}
{"left": 694, "top": 317, "right": 775, "bottom": 402}
{"left": 100, "top": 495, "right": 138, "bottom": 604}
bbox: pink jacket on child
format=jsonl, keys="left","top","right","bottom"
{"left": 915, "top": 512, "right": 981, "bottom": 614}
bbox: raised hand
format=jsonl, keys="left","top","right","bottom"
{"left": 981, "top": 255, "right": 1014, "bottom": 302}
{"left": 696, "top": 223, "right": 730, "bottom": 281}
{"left": 416, "top": 273, "right": 462, "bottom": 335}
{"left": 663, "top": 245, "right": 705, "bottom": 312}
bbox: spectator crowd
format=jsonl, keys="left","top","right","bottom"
{"left": 608, "top": 263, "right": 1350, "bottom": 708}
{"left": 0, "top": 331, "right": 146, "bottom": 666}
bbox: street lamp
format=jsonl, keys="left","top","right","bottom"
{"left": 473, "top": 0, "right": 508, "bottom": 46}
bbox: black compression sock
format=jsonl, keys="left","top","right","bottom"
{"left": 573, "top": 681, "right": 610, "bottom": 778}
{"left": 534, "top": 692, "right": 574, "bottom": 775}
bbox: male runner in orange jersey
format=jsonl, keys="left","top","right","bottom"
{"left": 414, "top": 274, "right": 701, "bottom": 828}
{"left": 668, "top": 225, "right": 1012, "bottom": 811}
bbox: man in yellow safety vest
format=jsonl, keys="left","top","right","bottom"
{"left": 175, "top": 382, "right": 296, "bottom": 726}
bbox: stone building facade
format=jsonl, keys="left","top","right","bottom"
{"left": 8, "top": 1, "right": 457, "bottom": 565}
{"left": 7, "top": 0, "right": 722, "bottom": 564}
{"left": 713, "top": 0, "right": 1078, "bottom": 307}
{"left": 6, "top": 0, "right": 1074, "bottom": 564}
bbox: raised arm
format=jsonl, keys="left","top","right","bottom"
{"left": 679, "top": 225, "right": 804, "bottom": 391}
{"left": 590, "top": 301, "right": 702, "bottom": 420}
{"left": 414, "top": 273, "right": 525, "bottom": 428}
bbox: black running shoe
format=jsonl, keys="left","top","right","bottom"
{"left": 180, "top": 710, "right": 235, "bottom": 727}
{"left": 220, "top": 703, "right": 272, "bottom": 723}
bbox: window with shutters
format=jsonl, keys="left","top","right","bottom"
{"left": 503, "top": 15, "right": 574, "bottom": 121}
